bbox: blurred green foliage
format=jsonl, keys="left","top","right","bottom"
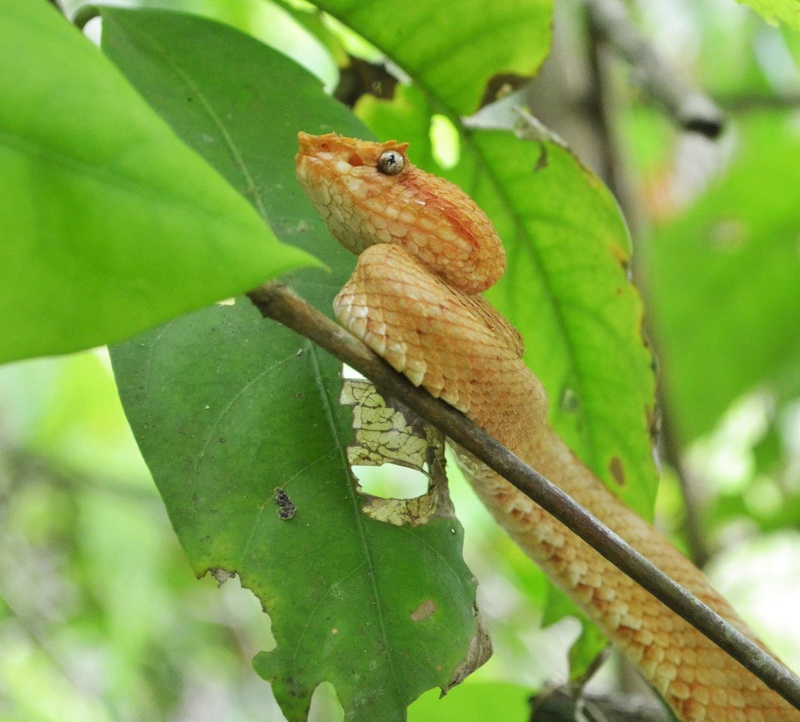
{"left": 2, "top": 0, "right": 800, "bottom": 720}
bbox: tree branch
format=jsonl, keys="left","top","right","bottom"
{"left": 246, "top": 281, "right": 800, "bottom": 712}
{"left": 717, "top": 91, "right": 800, "bottom": 112}
{"left": 585, "top": 0, "right": 724, "bottom": 138}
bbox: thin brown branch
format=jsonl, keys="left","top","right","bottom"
{"left": 659, "top": 401, "right": 712, "bottom": 568}
{"left": 247, "top": 281, "right": 800, "bottom": 712}
{"left": 584, "top": 19, "right": 620, "bottom": 191}
{"left": 717, "top": 92, "right": 800, "bottom": 112}
{"left": 585, "top": 0, "right": 724, "bottom": 138}
{"left": 580, "top": 0, "right": 712, "bottom": 571}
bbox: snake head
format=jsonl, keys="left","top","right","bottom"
{"left": 296, "top": 132, "right": 505, "bottom": 295}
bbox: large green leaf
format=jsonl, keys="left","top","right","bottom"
{"left": 104, "top": 9, "right": 482, "bottom": 721}
{"left": 470, "top": 126, "right": 655, "bottom": 677}
{"left": 0, "top": 1, "right": 313, "bottom": 364}
{"left": 409, "top": 682, "right": 531, "bottom": 721}
{"left": 648, "top": 114, "right": 800, "bottom": 442}
{"left": 308, "top": 0, "right": 552, "bottom": 115}
{"left": 113, "top": 301, "right": 480, "bottom": 722}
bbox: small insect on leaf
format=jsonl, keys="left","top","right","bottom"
{"left": 275, "top": 487, "right": 297, "bottom": 520}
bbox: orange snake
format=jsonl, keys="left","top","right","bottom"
{"left": 295, "top": 132, "right": 799, "bottom": 721}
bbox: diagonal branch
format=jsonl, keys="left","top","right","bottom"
{"left": 585, "top": 0, "right": 724, "bottom": 138}
{"left": 246, "top": 281, "right": 800, "bottom": 713}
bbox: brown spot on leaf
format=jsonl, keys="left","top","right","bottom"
{"left": 609, "top": 242, "right": 631, "bottom": 271}
{"left": 534, "top": 144, "right": 549, "bottom": 172}
{"left": 647, "top": 403, "right": 661, "bottom": 442}
{"left": 410, "top": 599, "right": 436, "bottom": 622}
{"left": 444, "top": 603, "right": 492, "bottom": 691}
{"left": 479, "top": 72, "right": 528, "bottom": 107}
{"left": 609, "top": 456, "right": 626, "bottom": 486}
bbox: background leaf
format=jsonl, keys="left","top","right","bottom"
{"left": 0, "top": 1, "right": 313, "bottom": 364}
{"left": 647, "top": 114, "right": 800, "bottom": 442}
{"left": 735, "top": 0, "right": 800, "bottom": 32}
{"left": 309, "top": 0, "right": 552, "bottom": 115}
{"left": 408, "top": 682, "right": 531, "bottom": 721}
{"left": 104, "top": 9, "right": 482, "bottom": 721}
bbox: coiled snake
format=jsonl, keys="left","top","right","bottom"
{"left": 295, "top": 131, "right": 798, "bottom": 721}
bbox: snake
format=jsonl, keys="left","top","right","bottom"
{"left": 294, "top": 131, "right": 798, "bottom": 721}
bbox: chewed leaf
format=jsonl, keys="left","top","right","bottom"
{"left": 105, "top": 10, "right": 487, "bottom": 720}
{"left": 341, "top": 379, "right": 455, "bottom": 526}
{"left": 342, "top": 379, "right": 437, "bottom": 470}
{"left": 443, "top": 604, "right": 493, "bottom": 693}
{"left": 307, "top": 0, "right": 552, "bottom": 115}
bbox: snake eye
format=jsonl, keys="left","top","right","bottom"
{"left": 376, "top": 150, "right": 404, "bottom": 176}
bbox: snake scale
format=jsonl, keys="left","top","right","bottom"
{"left": 295, "top": 131, "right": 798, "bottom": 721}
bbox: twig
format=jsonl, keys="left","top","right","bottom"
{"left": 247, "top": 281, "right": 800, "bottom": 712}
{"left": 717, "top": 92, "right": 800, "bottom": 112}
{"left": 659, "top": 403, "right": 712, "bottom": 568}
{"left": 581, "top": 0, "right": 715, "bottom": 572}
{"left": 584, "top": 17, "right": 620, "bottom": 192}
{"left": 585, "top": 0, "right": 724, "bottom": 138}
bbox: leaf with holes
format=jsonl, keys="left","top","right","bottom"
{"left": 105, "top": 9, "right": 484, "bottom": 721}
{"left": 308, "top": 0, "right": 552, "bottom": 115}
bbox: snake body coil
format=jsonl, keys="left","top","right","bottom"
{"left": 295, "top": 132, "right": 798, "bottom": 721}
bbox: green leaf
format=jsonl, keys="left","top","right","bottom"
{"left": 735, "top": 0, "right": 800, "bottom": 31}
{"left": 113, "top": 301, "right": 480, "bottom": 722}
{"left": 408, "top": 682, "right": 532, "bottom": 722}
{"left": 0, "top": 1, "right": 315, "bottom": 364}
{"left": 476, "top": 131, "right": 657, "bottom": 516}
{"left": 359, "top": 86, "right": 658, "bottom": 519}
{"left": 105, "top": 9, "right": 482, "bottom": 721}
{"left": 647, "top": 114, "right": 800, "bottom": 442}
{"left": 309, "top": 0, "right": 552, "bottom": 115}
